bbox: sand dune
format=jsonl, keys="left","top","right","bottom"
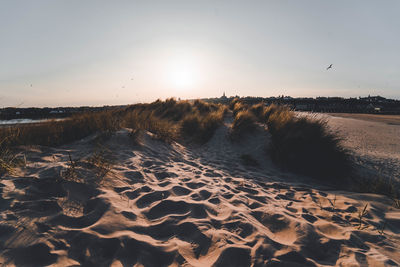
{"left": 1, "top": 122, "right": 400, "bottom": 266}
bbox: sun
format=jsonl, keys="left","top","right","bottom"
{"left": 170, "top": 67, "right": 194, "bottom": 88}
{"left": 167, "top": 59, "right": 198, "bottom": 89}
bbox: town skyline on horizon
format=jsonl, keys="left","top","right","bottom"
{"left": 1, "top": 1, "right": 399, "bottom": 107}
{"left": 1, "top": 93, "right": 398, "bottom": 109}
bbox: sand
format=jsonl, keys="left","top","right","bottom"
{"left": 316, "top": 113, "right": 400, "bottom": 181}
{"left": 327, "top": 113, "right": 400, "bottom": 126}
{"left": 1, "top": 118, "right": 400, "bottom": 266}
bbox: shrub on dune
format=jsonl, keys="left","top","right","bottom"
{"left": 199, "top": 109, "right": 225, "bottom": 142}
{"left": 180, "top": 106, "right": 226, "bottom": 143}
{"left": 181, "top": 114, "right": 202, "bottom": 137}
{"left": 249, "top": 102, "right": 266, "bottom": 122}
{"left": 231, "top": 110, "right": 257, "bottom": 139}
{"left": 266, "top": 107, "right": 350, "bottom": 179}
{"left": 266, "top": 107, "right": 295, "bottom": 135}
{"left": 0, "top": 136, "right": 20, "bottom": 176}
{"left": 263, "top": 104, "right": 285, "bottom": 123}
{"left": 147, "top": 98, "right": 193, "bottom": 122}
{"left": 124, "top": 109, "right": 177, "bottom": 142}
{"left": 229, "top": 98, "right": 240, "bottom": 110}
{"left": 193, "top": 99, "right": 211, "bottom": 114}
{"left": 146, "top": 118, "right": 177, "bottom": 142}
{"left": 232, "top": 102, "right": 248, "bottom": 117}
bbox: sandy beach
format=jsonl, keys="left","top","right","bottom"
{"left": 322, "top": 113, "right": 400, "bottom": 181}
{"left": 1, "top": 115, "right": 399, "bottom": 266}
{"left": 328, "top": 113, "right": 400, "bottom": 126}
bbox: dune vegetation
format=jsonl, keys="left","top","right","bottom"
{"left": 228, "top": 100, "right": 351, "bottom": 179}
{"left": 264, "top": 105, "right": 351, "bottom": 179}
{"left": 0, "top": 99, "right": 227, "bottom": 148}
{"left": 230, "top": 110, "right": 258, "bottom": 139}
{"left": 0, "top": 98, "right": 351, "bottom": 180}
{"left": 0, "top": 99, "right": 227, "bottom": 176}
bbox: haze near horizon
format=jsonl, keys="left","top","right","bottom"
{"left": 1, "top": 0, "right": 399, "bottom": 107}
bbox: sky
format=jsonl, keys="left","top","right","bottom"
{"left": 1, "top": 0, "right": 399, "bottom": 107}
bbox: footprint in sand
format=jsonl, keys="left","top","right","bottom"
{"left": 135, "top": 190, "right": 170, "bottom": 208}
{"left": 186, "top": 182, "right": 206, "bottom": 189}
{"left": 172, "top": 185, "right": 191, "bottom": 196}
{"left": 131, "top": 220, "right": 212, "bottom": 258}
{"left": 145, "top": 200, "right": 208, "bottom": 220}
{"left": 223, "top": 220, "right": 255, "bottom": 238}
{"left": 213, "top": 246, "right": 251, "bottom": 267}
{"left": 153, "top": 171, "right": 177, "bottom": 180}
{"left": 124, "top": 185, "right": 152, "bottom": 200}
{"left": 5, "top": 243, "right": 58, "bottom": 267}
{"left": 199, "top": 189, "right": 212, "bottom": 200}
{"left": 124, "top": 171, "right": 144, "bottom": 180}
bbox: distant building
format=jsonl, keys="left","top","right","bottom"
{"left": 220, "top": 92, "right": 227, "bottom": 100}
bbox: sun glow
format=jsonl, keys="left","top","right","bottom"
{"left": 170, "top": 66, "right": 195, "bottom": 88}
{"left": 166, "top": 57, "right": 200, "bottom": 90}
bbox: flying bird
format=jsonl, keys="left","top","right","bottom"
{"left": 326, "top": 64, "right": 333, "bottom": 70}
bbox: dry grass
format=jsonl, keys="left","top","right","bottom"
{"left": 231, "top": 110, "right": 258, "bottom": 139}
{"left": 0, "top": 135, "right": 26, "bottom": 177}
{"left": 123, "top": 109, "right": 178, "bottom": 142}
{"left": 180, "top": 105, "right": 226, "bottom": 143}
{"left": 356, "top": 176, "right": 400, "bottom": 209}
{"left": 356, "top": 176, "right": 397, "bottom": 197}
{"left": 263, "top": 104, "right": 284, "bottom": 122}
{"left": 86, "top": 147, "right": 114, "bottom": 183}
{"left": 249, "top": 102, "right": 266, "bottom": 122}
{"left": 198, "top": 107, "right": 226, "bottom": 142}
{"left": 265, "top": 104, "right": 350, "bottom": 179}
{"left": 232, "top": 102, "right": 248, "bottom": 117}
{"left": 193, "top": 99, "right": 212, "bottom": 114}
{"left": 0, "top": 110, "right": 121, "bottom": 148}
{"left": 0, "top": 143, "right": 18, "bottom": 177}
{"left": 124, "top": 99, "right": 226, "bottom": 144}
{"left": 229, "top": 98, "right": 240, "bottom": 110}
{"left": 0, "top": 99, "right": 226, "bottom": 149}
{"left": 61, "top": 152, "right": 79, "bottom": 182}
{"left": 147, "top": 98, "right": 194, "bottom": 121}
{"left": 180, "top": 114, "right": 202, "bottom": 137}
{"left": 356, "top": 203, "right": 369, "bottom": 230}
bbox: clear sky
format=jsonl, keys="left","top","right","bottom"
{"left": 1, "top": 1, "right": 399, "bottom": 107}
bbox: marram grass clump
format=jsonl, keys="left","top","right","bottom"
{"left": 266, "top": 105, "right": 351, "bottom": 179}
{"left": 231, "top": 110, "right": 258, "bottom": 139}
{"left": 123, "top": 99, "right": 226, "bottom": 143}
